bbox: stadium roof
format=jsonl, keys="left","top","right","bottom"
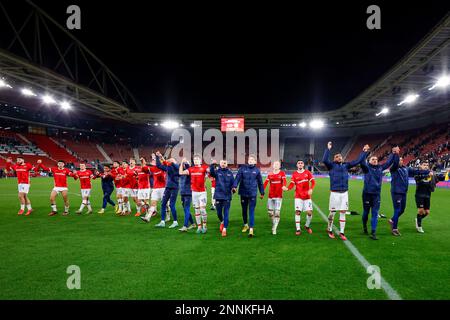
{"left": 0, "top": 2, "right": 448, "bottom": 129}
{"left": 129, "top": 13, "right": 450, "bottom": 129}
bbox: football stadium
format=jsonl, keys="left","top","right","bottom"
{"left": 1, "top": 1, "right": 449, "bottom": 309}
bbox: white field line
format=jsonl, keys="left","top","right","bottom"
{"left": 313, "top": 202, "right": 402, "bottom": 300}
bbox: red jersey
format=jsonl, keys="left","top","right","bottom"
{"left": 118, "top": 167, "right": 135, "bottom": 189}
{"left": 5, "top": 162, "right": 34, "bottom": 184}
{"left": 136, "top": 166, "right": 151, "bottom": 189}
{"left": 75, "top": 169, "right": 95, "bottom": 189}
{"left": 129, "top": 166, "right": 139, "bottom": 189}
{"left": 263, "top": 170, "right": 287, "bottom": 198}
{"left": 149, "top": 166, "right": 166, "bottom": 189}
{"left": 288, "top": 170, "right": 315, "bottom": 200}
{"left": 188, "top": 165, "right": 208, "bottom": 192}
{"left": 38, "top": 164, "right": 75, "bottom": 188}
{"left": 111, "top": 167, "right": 122, "bottom": 188}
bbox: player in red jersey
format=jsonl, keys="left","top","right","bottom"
{"left": 179, "top": 154, "right": 210, "bottom": 234}
{"left": 284, "top": 160, "right": 316, "bottom": 235}
{"left": 208, "top": 171, "right": 217, "bottom": 210}
{"left": 5, "top": 156, "right": 35, "bottom": 215}
{"left": 147, "top": 154, "right": 167, "bottom": 221}
{"left": 36, "top": 159, "right": 77, "bottom": 216}
{"left": 128, "top": 158, "right": 141, "bottom": 216}
{"left": 73, "top": 163, "right": 96, "bottom": 215}
{"left": 110, "top": 161, "right": 123, "bottom": 214}
{"left": 135, "top": 157, "right": 151, "bottom": 217}
{"left": 117, "top": 161, "right": 135, "bottom": 216}
{"left": 263, "top": 160, "right": 286, "bottom": 235}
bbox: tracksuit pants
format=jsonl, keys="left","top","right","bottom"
{"left": 241, "top": 196, "right": 257, "bottom": 227}
{"left": 161, "top": 188, "right": 178, "bottom": 221}
{"left": 362, "top": 192, "right": 381, "bottom": 232}
{"left": 216, "top": 199, "right": 231, "bottom": 228}
{"left": 181, "top": 195, "right": 194, "bottom": 227}
{"left": 391, "top": 192, "right": 407, "bottom": 229}
{"left": 102, "top": 189, "right": 115, "bottom": 209}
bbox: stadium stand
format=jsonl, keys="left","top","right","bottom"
{"left": 58, "top": 137, "right": 104, "bottom": 163}
{"left": 26, "top": 134, "right": 78, "bottom": 164}
{"left": 101, "top": 143, "right": 134, "bottom": 162}
{"left": 345, "top": 133, "right": 389, "bottom": 162}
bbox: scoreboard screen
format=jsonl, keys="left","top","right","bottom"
{"left": 221, "top": 117, "right": 245, "bottom": 132}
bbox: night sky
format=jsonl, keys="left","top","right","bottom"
{"left": 5, "top": 1, "right": 450, "bottom": 114}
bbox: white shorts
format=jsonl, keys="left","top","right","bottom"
{"left": 130, "top": 189, "right": 138, "bottom": 198}
{"left": 18, "top": 183, "right": 30, "bottom": 194}
{"left": 192, "top": 191, "right": 207, "bottom": 207}
{"left": 267, "top": 198, "right": 282, "bottom": 211}
{"left": 151, "top": 188, "right": 165, "bottom": 201}
{"left": 53, "top": 187, "right": 68, "bottom": 194}
{"left": 295, "top": 199, "right": 313, "bottom": 212}
{"left": 122, "top": 188, "right": 132, "bottom": 197}
{"left": 138, "top": 188, "right": 151, "bottom": 200}
{"left": 116, "top": 187, "right": 124, "bottom": 196}
{"left": 329, "top": 191, "right": 349, "bottom": 211}
{"left": 81, "top": 189, "right": 91, "bottom": 198}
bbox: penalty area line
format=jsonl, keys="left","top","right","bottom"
{"left": 312, "top": 202, "right": 402, "bottom": 300}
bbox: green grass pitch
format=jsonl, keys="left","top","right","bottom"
{"left": 0, "top": 176, "right": 449, "bottom": 300}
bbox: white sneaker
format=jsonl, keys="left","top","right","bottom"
{"left": 272, "top": 228, "right": 277, "bottom": 235}
{"left": 169, "top": 221, "right": 179, "bottom": 229}
{"left": 179, "top": 226, "right": 188, "bottom": 232}
{"left": 155, "top": 221, "right": 165, "bottom": 228}
{"left": 188, "top": 223, "right": 196, "bottom": 230}
{"left": 417, "top": 227, "right": 424, "bottom": 233}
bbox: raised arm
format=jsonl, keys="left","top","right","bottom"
{"left": 359, "top": 152, "right": 369, "bottom": 173}
{"left": 322, "top": 142, "right": 333, "bottom": 170}
{"left": 209, "top": 162, "right": 217, "bottom": 178}
{"left": 179, "top": 158, "right": 190, "bottom": 175}
{"left": 155, "top": 155, "right": 168, "bottom": 171}
{"left": 347, "top": 144, "right": 370, "bottom": 169}
{"left": 36, "top": 160, "right": 50, "bottom": 172}
{"left": 381, "top": 152, "right": 398, "bottom": 171}
{"left": 5, "top": 158, "right": 15, "bottom": 172}
{"left": 407, "top": 167, "right": 430, "bottom": 177}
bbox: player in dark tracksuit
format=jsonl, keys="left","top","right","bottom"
{"left": 232, "top": 154, "right": 265, "bottom": 238}
{"left": 389, "top": 156, "right": 430, "bottom": 236}
{"left": 413, "top": 161, "right": 446, "bottom": 233}
{"left": 178, "top": 162, "right": 195, "bottom": 232}
{"left": 209, "top": 160, "right": 235, "bottom": 237}
{"left": 154, "top": 153, "right": 180, "bottom": 229}
{"left": 322, "top": 141, "right": 369, "bottom": 240}
{"left": 360, "top": 148, "right": 399, "bottom": 240}
{"left": 96, "top": 164, "right": 115, "bottom": 214}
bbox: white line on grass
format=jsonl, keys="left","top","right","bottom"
{"left": 313, "top": 202, "right": 402, "bottom": 300}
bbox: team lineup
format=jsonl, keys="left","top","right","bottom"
{"left": 4, "top": 141, "right": 446, "bottom": 240}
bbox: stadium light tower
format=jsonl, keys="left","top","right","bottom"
{"left": 21, "top": 88, "right": 37, "bottom": 97}
{"left": 376, "top": 107, "right": 389, "bottom": 116}
{"left": 397, "top": 93, "right": 419, "bottom": 106}
{"left": 161, "top": 120, "right": 179, "bottom": 129}
{"left": 309, "top": 119, "right": 324, "bottom": 129}
{"left": 42, "top": 94, "right": 57, "bottom": 105}
{"left": 429, "top": 75, "right": 450, "bottom": 90}
{"left": 0, "top": 79, "right": 13, "bottom": 89}
{"left": 60, "top": 101, "right": 72, "bottom": 110}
